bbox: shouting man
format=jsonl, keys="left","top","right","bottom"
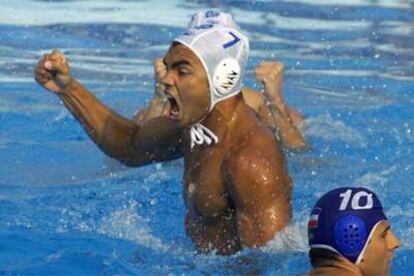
{"left": 35, "top": 11, "right": 293, "bottom": 255}
{"left": 135, "top": 11, "right": 306, "bottom": 151}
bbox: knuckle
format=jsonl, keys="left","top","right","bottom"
{"left": 273, "top": 62, "right": 283, "bottom": 68}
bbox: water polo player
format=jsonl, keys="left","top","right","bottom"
{"left": 134, "top": 10, "right": 307, "bottom": 150}
{"left": 34, "top": 10, "right": 293, "bottom": 255}
{"left": 308, "top": 187, "right": 400, "bottom": 275}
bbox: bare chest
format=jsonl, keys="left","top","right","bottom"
{"left": 183, "top": 143, "right": 231, "bottom": 218}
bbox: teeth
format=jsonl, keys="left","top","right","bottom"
{"left": 165, "top": 92, "right": 179, "bottom": 118}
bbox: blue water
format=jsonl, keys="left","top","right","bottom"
{"left": 1, "top": 0, "right": 413, "bottom": 274}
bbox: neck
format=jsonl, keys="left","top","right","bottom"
{"left": 200, "top": 94, "right": 242, "bottom": 141}
{"left": 312, "top": 255, "right": 363, "bottom": 276}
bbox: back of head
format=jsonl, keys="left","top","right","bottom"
{"left": 187, "top": 9, "right": 240, "bottom": 30}
{"left": 174, "top": 11, "right": 249, "bottom": 112}
{"left": 308, "top": 187, "right": 387, "bottom": 265}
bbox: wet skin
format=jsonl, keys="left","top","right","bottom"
{"left": 161, "top": 44, "right": 293, "bottom": 254}
{"left": 34, "top": 45, "right": 292, "bottom": 254}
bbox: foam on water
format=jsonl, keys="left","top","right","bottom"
{"left": 98, "top": 200, "right": 167, "bottom": 252}
{"left": 302, "top": 114, "right": 367, "bottom": 147}
{"left": 263, "top": 222, "right": 309, "bottom": 253}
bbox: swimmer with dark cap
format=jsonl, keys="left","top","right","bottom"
{"left": 308, "top": 187, "right": 400, "bottom": 275}
{"left": 135, "top": 11, "right": 307, "bottom": 150}
{"left": 35, "top": 10, "right": 294, "bottom": 255}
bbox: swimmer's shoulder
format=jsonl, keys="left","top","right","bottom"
{"left": 230, "top": 109, "right": 280, "bottom": 162}
{"left": 241, "top": 87, "right": 264, "bottom": 112}
{"left": 224, "top": 123, "right": 284, "bottom": 192}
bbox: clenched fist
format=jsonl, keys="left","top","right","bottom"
{"left": 34, "top": 50, "right": 72, "bottom": 94}
{"left": 255, "top": 61, "right": 284, "bottom": 84}
{"left": 154, "top": 57, "right": 167, "bottom": 98}
{"left": 154, "top": 57, "right": 167, "bottom": 82}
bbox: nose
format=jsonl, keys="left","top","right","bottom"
{"left": 388, "top": 230, "right": 400, "bottom": 251}
{"left": 160, "top": 70, "right": 174, "bottom": 87}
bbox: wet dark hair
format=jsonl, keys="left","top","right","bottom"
{"left": 309, "top": 248, "right": 343, "bottom": 268}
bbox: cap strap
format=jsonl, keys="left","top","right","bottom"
{"left": 355, "top": 220, "right": 384, "bottom": 264}
{"left": 190, "top": 123, "right": 219, "bottom": 149}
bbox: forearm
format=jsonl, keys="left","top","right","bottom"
{"left": 58, "top": 79, "right": 155, "bottom": 164}
{"left": 59, "top": 80, "right": 183, "bottom": 165}
{"left": 58, "top": 80, "right": 113, "bottom": 141}
{"left": 34, "top": 51, "right": 179, "bottom": 164}
{"left": 264, "top": 82, "right": 307, "bottom": 150}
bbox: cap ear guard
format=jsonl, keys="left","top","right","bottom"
{"left": 334, "top": 215, "right": 368, "bottom": 263}
{"left": 212, "top": 58, "right": 240, "bottom": 98}
{"left": 308, "top": 187, "right": 388, "bottom": 264}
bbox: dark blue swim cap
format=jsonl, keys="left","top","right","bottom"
{"left": 308, "top": 187, "right": 387, "bottom": 263}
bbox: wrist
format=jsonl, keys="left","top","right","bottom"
{"left": 58, "top": 78, "right": 77, "bottom": 96}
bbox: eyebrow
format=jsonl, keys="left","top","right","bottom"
{"left": 170, "top": 60, "right": 191, "bottom": 69}
{"left": 382, "top": 226, "right": 391, "bottom": 235}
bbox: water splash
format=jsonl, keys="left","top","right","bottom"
{"left": 302, "top": 113, "right": 367, "bottom": 147}
{"left": 98, "top": 200, "right": 167, "bottom": 252}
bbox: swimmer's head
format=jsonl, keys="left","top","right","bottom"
{"left": 187, "top": 10, "right": 240, "bottom": 30}
{"left": 173, "top": 14, "right": 249, "bottom": 115}
{"left": 161, "top": 43, "right": 211, "bottom": 126}
{"left": 308, "top": 187, "right": 389, "bottom": 264}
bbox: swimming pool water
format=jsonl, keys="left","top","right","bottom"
{"left": 0, "top": 0, "right": 413, "bottom": 274}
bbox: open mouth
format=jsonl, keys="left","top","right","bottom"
{"left": 166, "top": 92, "right": 180, "bottom": 120}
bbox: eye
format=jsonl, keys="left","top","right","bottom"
{"left": 177, "top": 66, "right": 191, "bottom": 75}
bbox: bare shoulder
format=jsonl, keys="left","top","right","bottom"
{"left": 230, "top": 124, "right": 283, "bottom": 171}
{"left": 226, "top": 118, "right": 285, "bottom": 182}
{"left": 241, "top": 87, "right": 258, "bottom": 96}
{"left": 224, "top": 124, "right": 291, "bottom": 210}
{"left": 241, "top": 87, "right": 264, "bottom": 112}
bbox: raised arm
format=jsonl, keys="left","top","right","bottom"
{"left": 34, "top": 50, "right": 183, "bottom": 166}
{"left": 225, "top": 135, "right": 292, "bottom": 248}
{"left": 255, "top": 62, "right": 307, "bottom": 151}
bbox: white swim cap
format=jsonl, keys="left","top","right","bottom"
{"left": 174, "top": 23, "right": 249, "bottom": 112}
{"left": 187, "top": 10, "right": 240, "bottom": 30}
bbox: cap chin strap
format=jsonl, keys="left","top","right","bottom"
{"left": 355, "top": 220, "right": 384, "bottom": 265}
{"left": 310, "top": 244, "right": 341, "bottom": 255}
{"left": 190, "top": 123, "right": 219, "bottom": 149}
{"left": 189, "top": 57, "right": 241, "bottom": 149}
{"left": 189, "top": 85, "right": 242, "bottom": 149}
